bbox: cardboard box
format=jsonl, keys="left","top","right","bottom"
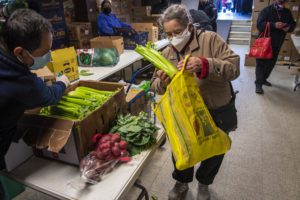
{"left": 42, "top": 10, "right": 65, "bottom": 25}
{"left": 111, "top": 0, "right": 121, "bottom": 14}
{"left": 120, "top": 0, "right": 132, "bottom": 14}
{"left": 132, "top": 6, "right": 151, "bottom": 16}
{"left": 280, "top": 39, "right": 293, "bottom": 51}
{"left": 251, "top": 23, "right": 259, "bottom": 37}
{"left": 290, "top": 44, "right": 300, "bottom": 61}
{"left": 70, "top": 38, "right": 91, "bottom": 49}
{"left": 116, "top": 14, "right": 132, "bottom": 23}
{"left": 132, "top": 23, "right": 159, "bottom": 42}
{"left": 252, "top": 11, "right": 260, "bottom": 25}
{"left": 67, "top": 22, "right": 93, "bottom": 40}
{"left": 90, "top": 36, "right": 124, "bottom": 54}
{"left": 64, "top": 7, "right": 75, "bottom": 24}
{"left": 253, "top": 0, "right": 269, "bottom": 11}
{"left": 278, "top": 49, "right": 291, "bottom": 61}
{"left": 52, "top": 23, "right": 68, "bottom": 40}
{"left": 47, "top": 47, "right": 79, "bottom": 82}
{"left": 244, "top": 54, "right": 256, "bottom": 66}
{"left": 126, "top": 89, "right": 146, "bottom": 116}
{"left": 18, "top": 81, "right": 126, "bottom": 165}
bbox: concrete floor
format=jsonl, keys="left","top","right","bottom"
{"left": 13, "top": 45, "right": 300, "bottom": 200}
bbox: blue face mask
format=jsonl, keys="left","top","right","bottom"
{"left": 28, "top": 51, "right": 51, "bottom": 70}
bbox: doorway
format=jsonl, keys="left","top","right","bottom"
{"left": 215, "top": 0, "right": 253, "bottom": 20}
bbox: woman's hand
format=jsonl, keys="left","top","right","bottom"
{"left": 157, "top": 70, "right": 171, "bottom": 87}
{"left": 177, "top": 57, "right": 202, "bottom": 73}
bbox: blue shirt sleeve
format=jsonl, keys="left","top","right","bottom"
{"left": 98, "top": 14, "right": 115, "bottom": 35}
{"left": 21, "top": 76, "right": 66, "bottom": 109}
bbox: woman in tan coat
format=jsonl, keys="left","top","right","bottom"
{"left": 151, "top": 4, "right": 240, "bottom": 200}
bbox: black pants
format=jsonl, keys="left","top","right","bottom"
{"left": 171, "top": 117, "right": 229, "bottom": 185}
{"left": 0, "top": 181, "right": 5, "bottom": 200}
{"left": 255, "top": 46, "right": 281, "bottom": 86}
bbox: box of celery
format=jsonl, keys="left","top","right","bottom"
{"left": 17, "top": 81, "right": 126, "bottom": 165}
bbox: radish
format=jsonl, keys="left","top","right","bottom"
{"left": 120, "top": 149, "right": 128, "bottom": 156}
{"left": 91, "top": 134, "right": 102, "bottom": 144}
{"left": 119, "top": 141, "right": 128, "bottom": 150}
{"left": 102, "top": 148, "right": 111, "bottom": 157}
{"left": 111, "top": 134, "right": 121, "bottom": 143}
{"left": 112, "top": 146, "right": 121, "bottom": 157}
{"left": 114, "top": 142, "right": 120, "bottom": 148}
{"left": 99, "top": 135, "right": 111, "bottom": 143}
{"left": 96, "top": 151, "right": 105, "bottom": 160}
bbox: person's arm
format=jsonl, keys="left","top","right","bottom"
{"left": 21, "top": 75, "right": 66, "bottom": 109}
{"left": 97, "top": 14, "right": 114, "bottom": 35}
{"left": 285, "top": 10, "right": 296, "bottom": 32}
{"left": 116, "top": 17, "right": 131, "bottom": 28}
{"left": 200, "top": 32, "right": 240, "bottom": 82}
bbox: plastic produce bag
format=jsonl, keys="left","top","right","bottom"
{"left": 80, "top": 133, "right": 131, "bottom": 184}
{"left": 153, "top": 55, "right": 231, "bottom": 170}
{"left": 77, "top": 48, "right": 119, "bottom": 67}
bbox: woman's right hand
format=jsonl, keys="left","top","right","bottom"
{"left": 157, "top": 70, "right": 170, "bottom": 87}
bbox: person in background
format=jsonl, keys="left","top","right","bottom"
{"left": 189, "top": 9, "right": 213, "bottom": 31}
{"left": 97, "top": 0, "right": 131, "bottom": 36}
{"left": 0, "top": 9, "right": 69, "bottom": 198}
{"left": 198, "top": 0, "right": 218, "bottom": 32}
{"left": 151, "top": 4, "right": 239, "bottom": 200}
{"left": 255, "top": 0, "right": 296, "bottom": 94}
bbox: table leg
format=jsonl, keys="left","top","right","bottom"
{"left": 134, "top": 181, "right": 149, "bottom": 200}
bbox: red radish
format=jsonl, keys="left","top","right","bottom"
{"left": 99, "top": 135, "right": 111, "bottom": 143}
{"left": 102, "top": 148, "right": 111, "bottom": 156}
{"left": 111, "top": 134, "right": 121, "bottom": 143}
{"left": 120, "top": 150, "right": 128, "bottom": 156}
{"left": 112, "top": 146, "right": 121, "bottom": 157}
{"left": 96, "top": 151, "right": 105, "bottom": 160}
{"left": 114, "top": 142, "right": 120, "bottom": 148}
{"left": 119, "top": 141, "right": 128, "bottom": 150}
{"left": 99, "top": 142, "right": 111, "bottom": 150}
{"left": 91, "top": 134, "right": 102, "bottom": 144}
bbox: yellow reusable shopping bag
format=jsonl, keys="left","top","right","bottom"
{"left": 154, "top": 55, "right": 231, "bottom": 170}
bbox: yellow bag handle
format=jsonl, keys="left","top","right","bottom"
{"left": 181, "top": 55, "right": 191, "bottom": 72}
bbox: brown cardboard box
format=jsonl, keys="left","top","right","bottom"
{"left": 278, "top": 49, "right": 291, "bottom": 61}
{"left": 252, "top": 11, "right": 260, "bottom": 24}
{"left": 64, "top": 8, "right": 75, "bottom": 24}
{"left": 132, "top": 23, "right": 159, "bottom": 42}
{"left": 251, "top": 23, "right": 259, "bottom": 37}
{"left": 70, "top": 38, "right": 91, "bottom": 49}
{"left": 19, "top": 81, "right": 126, "bottom": 165}
{"left": 111, "top": 0, "right": 121, "bottom": 14}
{"left": 90, "top": 36, "right": 124, "bottom": 54}
{"left": 244, "top": 54, "right": 256, "bottom": 66}
{"left": 67, "top": 22, "right": 93, "bottom": 40}
{"left": 280, "top": 39, "right": 293, "bottom": 51}
{"left": 120, "top": 0, "right": 132, "bottom": 14}
{"left": 132, "top": 6, "right": 151, "bottom": 16}
{"left": 253, "top": 0, "right": 269, "bottom": 11}
{"left": 126, "top": 89, "right": 146, "bottom": 116}
{"left": 290, "top": 44, "right": 300, "bottom": 61}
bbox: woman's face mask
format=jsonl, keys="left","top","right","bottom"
{"left": 27, "top": 50, "right": 51, "bottom": 70}
{"left": 169, "top": 28, "right": 191, "bottom": 52}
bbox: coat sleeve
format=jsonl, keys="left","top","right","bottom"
{"left": 286, "top": 9, "right": 296, "bottom": 33}
{"left": 205, "top": 32, "right": 240, "bottom": 82}
{"left": 97, "top": 15, "right": 114, "bottom": 35}
{"left": 21, "top": 75, "right": 66, "bottom": 109}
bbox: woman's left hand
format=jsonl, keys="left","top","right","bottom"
{"left": 177, "top": 57, "right": 202, "bottom": 73}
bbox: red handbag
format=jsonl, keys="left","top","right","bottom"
{"left": 249, "top": 22, "right": 273, "bottom": 59}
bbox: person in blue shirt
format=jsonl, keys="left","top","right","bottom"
{"left": 0, "top": 9, "right": 69, "bottom": 175}
{"left": 97, "top": 0, "right": 131, "bottom": 36}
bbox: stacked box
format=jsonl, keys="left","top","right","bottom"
{"left": 67, "top": 22, "right": 93, "bottom": 49}
{"left": 253, "top": 0, "right": 270, "bottom": 11}
{"left": 29, "top": 0, "right": 69, "bottom": 50}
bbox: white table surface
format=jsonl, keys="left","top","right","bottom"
{"left": 78, "top": 39, "right": 169, "bottom": 81}
{"left": 5, "top": 127, "right": 165, "bottom": 200}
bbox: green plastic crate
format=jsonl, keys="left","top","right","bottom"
{"left": 0, "top": 175, "right": 25, "bottom": 200}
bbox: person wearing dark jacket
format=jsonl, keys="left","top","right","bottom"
{"left": 190, "top": 9, "right": 213, "bottom": 31}
{"left": 97, "top": 0, "right": 131, "bottom": 36}
{"left": 0, "top": 9, "right": 69, "bottom": 176}
{"left": 255, "top": 0, "right": 296, "bottom": 94}
{"left": 198, "top": 0, "right": 218, "bottom": 32}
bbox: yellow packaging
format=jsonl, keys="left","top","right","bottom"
{"left": 47, "top": 47, "right": 79, "bottom": 82}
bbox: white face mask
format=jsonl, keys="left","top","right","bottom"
{"left": 169, "top": 28, "right": 191, "bottom": 52}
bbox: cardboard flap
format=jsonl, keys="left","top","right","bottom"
{"left": 20, "top": 115, "right": 74, "bottom": 153}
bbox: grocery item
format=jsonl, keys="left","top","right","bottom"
{"left": 135, "top": 42, "right": 178, "bottom": 78}
{"left": 40, "top": 86, "right": 116, "bottom": 120}
{"left": 77, "top": 48, "right": 119, "bottom": 67}
{"left": 110, "top": 112, "right": 158, "bottom": 156}
{"left": 80, "top": 133, "right": 131, "bottom": 184}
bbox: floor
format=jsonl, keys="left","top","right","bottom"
{"left": 218, "top": 12, "right": 251, "bottom": 21}
{"left": 13, "top": 45, "right": 300, "bottom": 200}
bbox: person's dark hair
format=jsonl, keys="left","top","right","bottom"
{"left": 101, "top": 0, "right": 111, "bottom": 10}
{"left": 2, "top": 9, "right": 52, "bottom": 52}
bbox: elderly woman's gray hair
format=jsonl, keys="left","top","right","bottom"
{"left": 159, "top": 4, "right": 192, "bottom": 28}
